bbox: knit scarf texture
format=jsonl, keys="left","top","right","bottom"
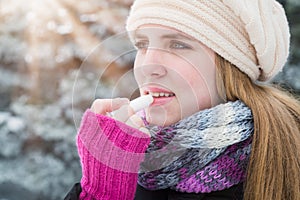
{"left": 138, "top": 101, "right": 254, "bottom": 193}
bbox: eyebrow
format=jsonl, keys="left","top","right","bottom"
{"left": 134, "top": 33, "right": 195, "bottom": 41}
{"left": 161, "top": 33, "right": 195, "bottom": 41}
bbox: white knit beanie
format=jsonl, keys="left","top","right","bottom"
{"left": 126, "top": 0, "right": 290, "bottom": 82}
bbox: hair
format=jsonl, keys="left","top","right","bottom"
{"left": 215, "top": 54, "right": 300, "bottom": 200}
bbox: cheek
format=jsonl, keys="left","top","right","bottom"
{"left": 176, "top": 60, "right": 217, "bottom": 111}
{"left": 133, "top": 61, "right": 143, "bottom": 86}
{"left": 183, "top": 73, "right": 212, "bottom": 112}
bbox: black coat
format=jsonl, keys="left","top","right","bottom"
{"left": 64, "top": 183, "right": 243, "bottom": 200}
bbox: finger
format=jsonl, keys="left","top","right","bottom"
{"left": 91, "top": 98, "right": 129, "bottom": 115}
{"left": 125, "top": 114, "right": 144, "bottom": 129}
{"left": 112, "top": 105, "right": 135, "bottom": 122}
{"left": 130, "top": 118, "right": 150, "bottom": 136}
{"left": 139, "top": 127, "right": 150, "bottom": 135}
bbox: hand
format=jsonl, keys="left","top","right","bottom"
{"left": 77, "top": 102, "right": 151, "bottom": 200}
{"left": 90, "top": 98, "right": 149, "bottom": 135}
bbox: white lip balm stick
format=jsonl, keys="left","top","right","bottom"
{"left": 129, "top": 94, "right": 154, "bottom": 113}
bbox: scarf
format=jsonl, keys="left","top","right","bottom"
{"left": 138, "top": 101, "right": 254, "bottom": 193}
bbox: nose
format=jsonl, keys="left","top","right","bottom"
{"left": 137, "top": 47, "right": 167, "bottom": 78}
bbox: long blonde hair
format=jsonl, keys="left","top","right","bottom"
{"left": 215, "top": 55, "right": 300, "bottom": 200}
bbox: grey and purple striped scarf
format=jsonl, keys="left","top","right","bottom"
{"left": 138, "top": 100, "right": 253, "bottom": 193}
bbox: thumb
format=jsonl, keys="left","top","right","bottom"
{"left": 91, "top": 98, "right": 129, "bottom": 115}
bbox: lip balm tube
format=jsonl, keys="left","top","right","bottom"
{"left": 129, "top": 94, "right": 154, "bottom": 113}
{"left": 108, "top": 95, "right": 153, "bottom": 117}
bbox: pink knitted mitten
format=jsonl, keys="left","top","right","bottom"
{"left": 77, "top": 109, "right": 150, "bottom": 200}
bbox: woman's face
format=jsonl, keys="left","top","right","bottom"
{"left": 133, "top": 25, "right": 223, "bottom": 126}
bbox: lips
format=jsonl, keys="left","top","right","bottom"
{"left": 143, "top": 87, "right": 175, "bottom": 106}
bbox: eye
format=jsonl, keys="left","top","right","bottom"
{"left": 134, "top": 41, "right": 149, "bottom": 50}
{"left": 170, "top": 41, "right": 192, "bottom": 49}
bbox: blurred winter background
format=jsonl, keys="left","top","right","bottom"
{"left": 0, "top": 0, "right": 299, "bottom": 199}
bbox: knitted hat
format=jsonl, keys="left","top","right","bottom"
{"left": 126, "top": 0, "right": 290, "bottom": 82}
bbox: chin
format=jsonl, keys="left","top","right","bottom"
{"left": 146, "top": 112, "right": 179, "bottom": 127}
{"left": 148, "top": 119, "right": 174, "bottom": 127}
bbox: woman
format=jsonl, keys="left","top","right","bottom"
{"left": 65, "top": 0, "right": 300, "bottom": 199}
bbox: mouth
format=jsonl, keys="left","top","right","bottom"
{"left": 143, "top": 87, "right": 175, "bottom": 106}
{"left": 146, "top": 91, "right": 175, "bottom": 98}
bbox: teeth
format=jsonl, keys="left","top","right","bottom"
{"left": 152, "top": 93, "right": 160, "bottom": 97}
{"left": 149, "top": 92, "right": 174, "bottom": 97}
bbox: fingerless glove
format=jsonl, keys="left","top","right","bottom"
{"left": 77, "top": 110, "right": 150, "bottom": 200}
